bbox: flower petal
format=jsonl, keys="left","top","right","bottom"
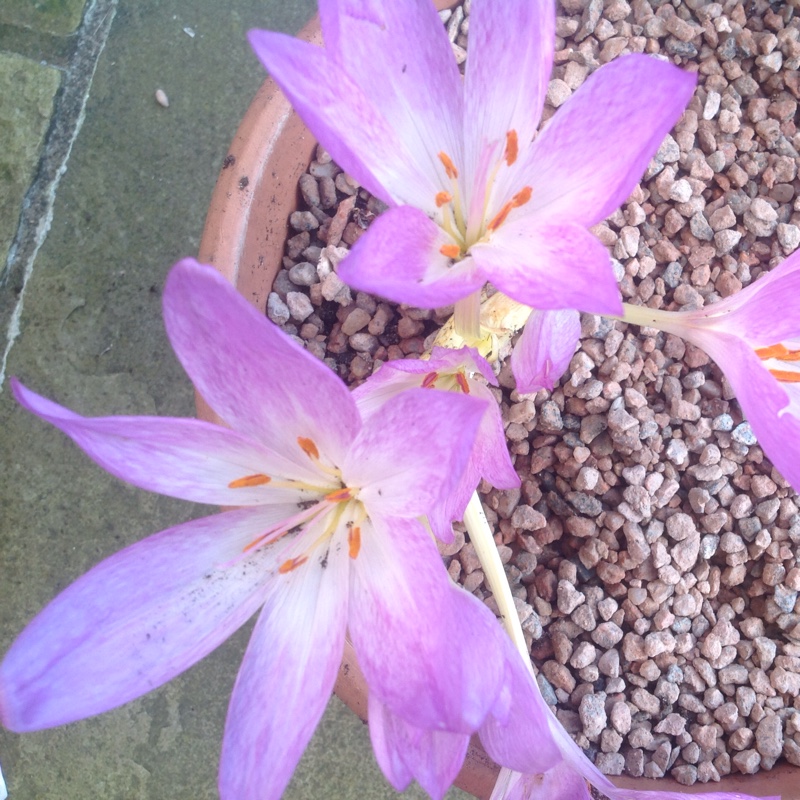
{"left": 218, "top": 537, "right": 348, "bottom": 800}
{"left": 11, "top": 379, "right": 321, "bottom": 505}
{"left": 368, "top": 693, "right": 470, "bottom": 800}
{"left": 490, "top": 764, "right": 592, "bottom": 800}
{"left": 163, "top": 259, "right": 360, "bottom": 465}
{"left": 520, "top": 54, "right": 696, "bottom": 226}
{"left": 471, "top": 221, "right": 622, "bottom": 316}
{"left": 0, "top": 507, "right": 288, "bottom": 732}
{"left": 346, "top": 388, "right": 486, "bottom": 519}
{"left": 318, "top": 0, "right": 463, "bottom": 212}
{"left": 338, "top": 206, "right": 485, "bottom": 308}
{"left": 248, "top": 30, "right": 430, "bottom": 207}
{"left": 464, "top": 0, "right": 554, "bottom": 170}
{"left": 510, "top": 309, "right": 581, "bottom": 394}
{"left": 349, "top": 516, "right": 506, "bottom": 733}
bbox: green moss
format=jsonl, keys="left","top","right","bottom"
{"left": 0, "top": 0, "right": 86, "bottom": 37}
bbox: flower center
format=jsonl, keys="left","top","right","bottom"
{"left": 435, "top": 129, "right": 532, "bottom": 262}
{"left": 421, "top": 368, "right": 471, "bottom": 394}
{"left": 227, "top": 436, "right": 366, "bottom": 570}
{"left": 755, "top": 342, "right": 800, "bottom": 383}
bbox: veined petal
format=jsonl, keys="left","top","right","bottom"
{"left": 318, "top": 0, "right": 463, "bottom": 214}
{"left": 337, "top": 206, "right": 485, "bottom": 308}
{"left": 490, "top": 764, "right": 592, "bottom": 800}
{"left": 464, "top": 0, "right": 554, "bottom": 179}
{"left": 469, "top": 380, "right": 520, "bottom": 490}
{"left": 349, "top": 516, "right": 506, "bottom": 733}
{"left": 510, "top": 309, "right": 581, "bottom": 394}
{"left": 471, "top": 221, "right": 622, "bottom": 316}
{"left": 346, "top": 388, "right": 485, "bottom": 519}
{"left": 248, "top": 30, "right": 433, "bottom": 208}
{"left": 12, "top": 380, "right": 322, "bottom": 505}
{"left": 219, "top": 536, "right": 348, "bottom": 800}
{"left": 519, "top": 54, "right": 696, "bottom": 227}
{"left": 0, "top": 507, "right": 289, "bottom": 732}
{"left": 163, "top": 260, "right": 359, "bottom": 467}
{"left": 368, "top": 694, "right": 469, "bottom": 800}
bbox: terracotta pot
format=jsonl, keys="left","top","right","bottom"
{"left": 197, "top": 9, "right": 799, "bottom": 800}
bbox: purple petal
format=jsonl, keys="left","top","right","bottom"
{"left": 218, "top": 538, "right": 348, "bottom": 800}
{"left": 318, "top": 0, "right": 463, "bottom": 213}
{"left": 163, "top": 259, "right": 360, "bottom": 466}
{"left": 510, "top": 309, "right": 581, "bottom": 394}
{"left": 0, "top": 507, "right": 289, "bottom": 732}
{"left": 11, "top": 380, "right": 321, "bottom": 506}
{"left": 521, "top": 54, "right": 696, "bottom": 226}
{"left": 349, "top": 516, "right": 506, "bottom": 733}
{"left": 464, "top": 0, "right": 554, "bottom": 176}
{"left": 368, "top": 693, "right": 469, "bottom": 800}
{"left": 471, "top": 221, "right": 622, "bottom": 316}
{"left": 338, "top": 206, "right": 485, "bottom": 308}
{"left": 489, "top": 763, "right": 592, "bottom": 800}
{"left": 346, "top": 388, "right": 486, "bottom": 519}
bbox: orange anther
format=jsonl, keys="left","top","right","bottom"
{"left": 278, "top": 555, "right": 309, "bottom": 574}
{"left": 505, "top": 130, "right": 519, "bottom": 166}
{"left": 421, "top": 372, "right": 438, "bottom": 389}
{"left": 487, "top": 201, "right": 513, "bottom": 232}
{"left": 769, "top": 369, "right": 800, "bottom": 383}
{"left": 325, "top": 487, "right": 354, "bottom": 503}
{"left": 440, "top": 244, "right": 461, "bottom": 259}
{"left": 298, "top": 437, "right": 320, "bottom": 460}
{"left": 228, "top": 473, "right": 271, "bottom": 489}
{"left": 455, "top": 372, "right": 470, "bottom": 394}
{"left": 756, "top": 343, "right": 800, "bottom": 361}
{"left": 512, "top": 186, "right": 532, "bottom": 207}
{"left": 348, "top": 525, "right": 361, "bottom": 559}
{"left": 438, "top": 151, "right": 459, "bottom": 179}
{"left": 435, "top": 191, "right": 453, "bottom": 207}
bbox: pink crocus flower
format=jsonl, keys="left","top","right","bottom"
{"left": 0, "top": 259, "right": 516, "bottom": 800}
{"left": 248, "top": 0, "right": 696, "bottom": 336}
{"left": 353, "top": 345, "right": 519, "bottom": 541}
{"left": 622, "top": 250, "right": 800, "bottom": 493}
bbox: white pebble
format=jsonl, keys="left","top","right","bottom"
{"left": 155, "top": 88, "right": 169, "bottom": 108}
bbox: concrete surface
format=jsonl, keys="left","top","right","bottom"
{"left": 0, "top": 1, "right": 469, "bottom": 798}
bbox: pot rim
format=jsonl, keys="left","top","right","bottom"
{"left": 196, "top": 7, "right": 800, "bottom": 800}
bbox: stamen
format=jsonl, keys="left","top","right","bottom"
{"left": 325, "top": 487, "right": 355, "bottom": 503}
{"left": 769, "top": 369, "right": 800, "bottom": 383}
{"left": 486, "top": 186, "right": 533, "bottom": 233}
{"left": 757, "top": 344, "right": 800, "bottom": 361}
{"left": 228, "top": 474, "right": 271, "bottom": 488}
{"left": 348, "top": 525, "right": 361, "bottom": 559}
{"left": 438, "top": 151, "right": 459, "bottom": 179}
{"left": 278, "top": 555, "right": 309, "bottom": 574}
{"left": 422, "top": 372, "right": 439, "bottom": 389}
{"left": 440, "top": 244, "right": 461, "bottom": 259}
{"left": 435, "top": 191, "right": 453, "bottom": 207}
{"left": 504, "top": 130, "right": 519, "bottom": 166}
{"left": 456, "top": 372, "right": 470, "bottom": 394}
{"left": 298, "top": 437, "right": 320, "bottom": 460}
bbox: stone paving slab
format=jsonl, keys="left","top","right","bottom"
{"left": 0, "top": 52, "right": 61, "bottom": 269}
{"left": 0, "top": 0, "right": 87, "bottom": 37}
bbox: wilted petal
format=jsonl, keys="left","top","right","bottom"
{"left": 520, "top": 54, "right": 697, "bottom": 227}
{"left": 346, "top": 388, "right": 485, "bottom": 519}
{"left": 471, "top": 221, "right": 622, "bottom": 316}
{"left": 219, "top": 538, "right": 348, "bottom": 800}
{"left": 338, "top": 206, "right": 485, "bottom": 308}
{"left": 510, "top": 309, "right": 581, "bottom": 394}
{"left": 490, "top": 764, "right": 591, "bottom": 800}
{"left": 163, "top": 260, "right": 359, "bottom": 465}
{"left": 464, "top": 0, "right": 554, "bottom": 174}
{"left": 349, "top": 516, "right": 505, "bottom": 733}
{"left": 0, "top": 508, "right": 289, "bottom": 732}
{"left": 12, "top": 379, "right": 319, "bottom": 505}
{"left": 369, "top": 693, "right": 469, "bottom": 800}
{"left": 318, "top": 0, "right": 463, "bottom": 212}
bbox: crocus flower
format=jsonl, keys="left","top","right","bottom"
{"left": 249, "top": 0, "right": 696, "bottom": 331}
{"left": 353, "top": 345, "right": 519, "bottom": 541}
{"left": 621, "top": 250, "right": 800, "bottom": 493}
{"left": 1, "top": 259, "right": 512, "bottom": 800}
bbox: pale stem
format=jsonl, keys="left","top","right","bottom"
{"left": 463, "top": 492, "right": 530, "bottom": 667}
{"left": 616, "top": 302, "right": 682, "bottom": 332}
{"left": 453, "top": 290, "right": 483, "bottom": 344}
